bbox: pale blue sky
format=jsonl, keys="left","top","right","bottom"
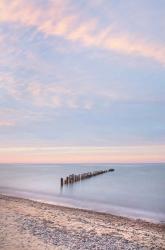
{"left": 0, "top": 0, "right": 165, "bottom": 162}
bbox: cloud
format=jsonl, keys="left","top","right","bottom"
{"left": 0, "top": 104, "right": 48, "bottom": 128}
{"left": 1, "top": 70, "right": 164, "bottom": 113}
{"left": 0, "top": 120, "right": 15, "bottom": 127}
{"left": 0, "top": 70, "right": 94, "bottom": 110}
{"left": 0, "top": 0, "right": 165, "bottom": 65}
{"left": 27, "top": 82, "right": 93, "bottom": 110}
{"left": 0, "top": 72, "right": 23, "bottom": 100}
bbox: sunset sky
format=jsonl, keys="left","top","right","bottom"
{"left": 0, "top": 0, "right": 165, "bottom": 163}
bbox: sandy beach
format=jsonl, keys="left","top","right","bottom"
{"left": 0, "top": 195, "right": 165, "bottom": 250}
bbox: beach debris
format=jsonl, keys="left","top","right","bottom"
{"left": 60, "top": 168, "right": 114, "bottom": 186}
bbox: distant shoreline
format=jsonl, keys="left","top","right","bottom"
{"left": 1, "top": 194, "right": 165, "bottom": 249}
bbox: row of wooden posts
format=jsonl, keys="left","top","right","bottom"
{"left": 60, "top": 168, "right": 114, "bottom": 186}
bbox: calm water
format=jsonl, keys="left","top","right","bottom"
{"left": 0, "top": 163, "right": 165, "bottom": 223}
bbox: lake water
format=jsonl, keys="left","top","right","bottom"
{"left": 0, "top": 163, "right": 165, "bottom": 223}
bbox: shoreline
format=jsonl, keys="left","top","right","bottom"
{"left": 0, "top": 189, "right": 164, "bottom": 225}
{"left": 1, "top": 193, "right": 162, "bottom": 225}
{"left": 0, "top": 194, "right": 165, "bottom": 249}
{"left": 0, "top": 191, "right": 164, "bottom": 225}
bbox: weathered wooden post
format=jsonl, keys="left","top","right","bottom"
{"left": 61, "top": 178, "right": 63, "bottom": 186}
{"left": 61, "top": 168, "right": 115, "bottom": 186}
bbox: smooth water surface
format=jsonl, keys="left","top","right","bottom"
{"left": 0, "top": 163, "right": 165, "bottom": 222}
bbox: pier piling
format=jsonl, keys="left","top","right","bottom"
{"left": 60, "top": 178, "right": 63, "bottom": 186}
{"left": 60, "top": 168, "right": 114, "bottom": 186}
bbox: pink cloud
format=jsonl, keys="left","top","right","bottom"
{"left": 0, "top": 120, "right": 15, "bottom": 127}
{"left": 0, "top": 0, "right": 165, "bottom": 65}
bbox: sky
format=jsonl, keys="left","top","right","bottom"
{"left": 0, "top": 0, "right": 165, "bottom": 163}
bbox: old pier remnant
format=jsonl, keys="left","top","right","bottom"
{"left": 60, "top": 168, "right": 114, "bottom": 186}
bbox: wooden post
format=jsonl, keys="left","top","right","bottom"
{"left": 61, "top": 168, "right": 114, "bottom": 185}
{"left": 64, "top": 176, "right": 68, "bottom": 184}
{"left": 61, "top": 178, "right": 63, "bottom": 186}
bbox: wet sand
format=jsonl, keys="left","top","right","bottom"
{"left": 0, "top": 194, "right": 165, "bottom": 250}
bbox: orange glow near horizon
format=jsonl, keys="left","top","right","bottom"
{"left": 0, "top": 146, "right": 165, "bottom": 164}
